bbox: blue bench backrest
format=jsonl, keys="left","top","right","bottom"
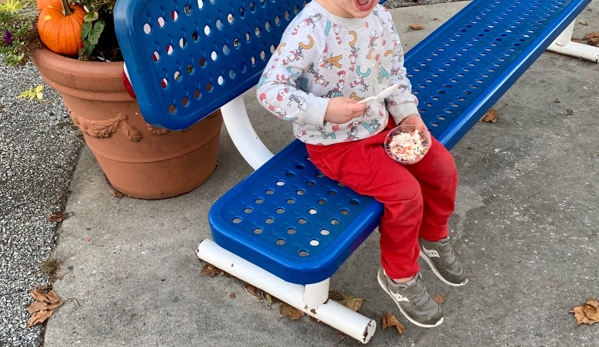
{"left": 114, "top": 0, "right": 386, "bottom": 130}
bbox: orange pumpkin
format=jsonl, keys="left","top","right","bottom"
{"left": 37, "top": 1, "right": 87, "bottom": 56}
{"left": 36, "top": 0, "right": 59, "bottom": 11}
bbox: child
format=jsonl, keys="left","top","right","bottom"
{"left": 256, "top": 0, "right": 467, "bottom": 328}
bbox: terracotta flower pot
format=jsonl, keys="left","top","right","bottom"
{"left": 31, "top": 48, "right": 223, "bottom": 199}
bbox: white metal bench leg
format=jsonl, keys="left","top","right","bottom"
{"left": 221, "top": 95, "right": 274, "bottom": 170}
{"left": 547, "top": 19, "right": 599, "bottom": 63}
{"left": 197, "top": 239, "right": 376, "bottom": 344}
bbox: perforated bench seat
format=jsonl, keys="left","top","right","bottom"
{"left": 207, "top": 0, "right": 590, "bottom": 285}
{"left": 209, "top": 140, "right": 383, "bottom": 284}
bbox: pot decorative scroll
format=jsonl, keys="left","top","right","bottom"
{"left": 70, "top": 112, "right": 143, "bottom": 142}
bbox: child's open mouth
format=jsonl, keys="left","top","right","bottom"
{"left": 354, "top": 0, "right": 375, "bottom": 12}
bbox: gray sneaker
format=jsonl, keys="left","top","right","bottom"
{"left": 419, "top": 236, "right": 468, "bottom": 287}
{"left": 377, "top": 268, "right": 444, "bottom": 328}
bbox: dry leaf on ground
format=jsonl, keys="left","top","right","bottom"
{"left": 199, "top": 264, "right": 224, "bottom": 277}
{"left": 481, "top": 109, "right": 497, "bottom": 123}
{"left": 279, "top": 303, "right": 305, "bottom": 320}
{"left": 229, "top": 292, "right": 236, "bottom": 299}
{"left": 110, "top": 190, "right": 124, "bottom": 198}
{"left": 328, "top": 290, "right": 365, "bottom": 312}
{"left": 410, "top": 23, "right": 424, "bottom": 31}
{"left": 571, "top": 298, "right": 599, "bottom": 325}
{"left": 46, "top": 212, "right": 68, "bottom": 223}
{"left": 26, "top": 287, "right": 79, "bottom": 328}
{"left": 434, "top": 293, "right": 445, "bottom": 304}
{"left": 382, "top": 311, "right": 406, "bottom": 334}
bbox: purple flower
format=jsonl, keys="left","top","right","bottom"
{"left": 4, "top": 30, "right": 13, "bottom": 44}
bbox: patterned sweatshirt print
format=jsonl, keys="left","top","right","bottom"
{"left": 256, "top": 1, "right": 420, "bottom": 145}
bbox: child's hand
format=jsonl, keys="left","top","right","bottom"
{"left": 324, "top": 98, "right": 367, "bottom": 124}
{"left": 399, "top": 114, "right": 431, "bottom": 144}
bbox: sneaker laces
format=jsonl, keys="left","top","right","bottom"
{"left": 437, "top": 239, "right": 457, "bottom": 266}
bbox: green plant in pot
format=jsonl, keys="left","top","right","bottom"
{"left": 0, "top": 0, "right": 223, "bottom": 199}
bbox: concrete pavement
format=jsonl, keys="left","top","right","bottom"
{"left": 43, "top": 2, "right": 599, "bottom": 346}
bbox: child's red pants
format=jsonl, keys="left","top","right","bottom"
{"left": 306, "top": 122, "right": 458, "bottom": 279}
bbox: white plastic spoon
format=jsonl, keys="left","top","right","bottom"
{"left": 357, "top": 84, "right": 400, "bottom": 104}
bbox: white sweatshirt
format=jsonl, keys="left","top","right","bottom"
{"left": 256, "top": 1, "right": 420, "bottom": 145}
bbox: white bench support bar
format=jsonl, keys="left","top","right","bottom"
{"left": 197, "top": 239, "right": 376, "bottom": 344}
{"left": 547, "top": 19, "right": 599, "bottom": 63}
{"left": 221, "top": 95, "right": 274, "bottom": 170}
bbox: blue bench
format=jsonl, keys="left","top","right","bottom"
{"left": 114, "top": 0, "right": 592, "bottom": 343}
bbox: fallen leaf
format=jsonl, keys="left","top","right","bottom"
{"left": 481, "top": 109, "right": 497, "bottom": 123}
{"left": 85, "top": 238, "right": 90, "bottom": 242}
{"left": 382, "top": 312, "right": 406, "bottom": 334}
{"left": 579, "top": 19, "right": 588, "bottom": 26}
{"left": 279, "top": 303, "right": 305, "bottom": 320}
{"left": 229, "top": 292, "right": 236, "bottom": 299}
{"left": 434, "top": 293, "right": 445, "bottom": 304}
{"left": 199, "top": 264, "right": 224, "bottom": 277}
{"left": 338, "top": 296, "right": 365, "bottom": 312}
{"left": 26, "top": 287, "right": 65, "bottom": 328}
{"left": 47, "top": 211, "right": 68, "bottom": 223}
{"left": 571, "top": 298, "right": 599, "bottom": 325}
{"left": 585, "top": 32, "right": 599, "bottom": 39}
{"left": 410, "top": 23, "right": 424, "bottom": 30}
{"left": 328, "top": 290, "right": 344, "bottom": 301}
{"left": 244, "top": 284, "right": 258, "bottom": 298}
{"left": 110, "top": 190, "right": 124, "bottom": 198}
{"left": 265, "top": 293, "right": 278, "bottom": 307}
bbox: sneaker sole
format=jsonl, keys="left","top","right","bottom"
{"left": 377, "top": 270, "right": 444, "bottom": 328}
{"left": 419, "top": 251, "right": 468, "bottom": 287}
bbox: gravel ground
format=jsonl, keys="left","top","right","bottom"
{"left": 0, "top": 1, "right": 467, "bottom": 346}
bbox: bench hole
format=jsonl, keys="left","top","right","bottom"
{"left": 260, "top": 51, "right": 266, "bottom": 60}
{"left": 251, "top": 56, "right": 256, "bottom": 66}
{"left": 157, "top": 16, "right": 165, "bottom": 27}
{"left": 194, "top": 89, "right": 201, "bottom": 99}
{"left": 431, "top": 122, "right": 439, "bottom": 127}
{"left": 458, "top": 97, "right": 465, "bottom": 101}
{"left": 245, "top": 32, "right": 251, "bottom": 42}
{"left": 204, "top": 25, "right": 211, "bottom": 36}
{"left": 223, "top": 45, "right": 229, "bottom": 55}
{"left": 244, "top": 208, "right": 253, "bottom": 213}
{"left": 143, "top": 23, "right": 151, "bottom": 34}
{"left": 169, "top": 104, "right": 176, "bottom": 114}
{"left": 295, "top": 163, "right": 305, "bottom": 169}
{"left": 232, "top": 217, "right": 241, "bottom": 224}
{"left": 337, "top": 182, "right": 345, "bottom": 187}
{"left": 310, "top": 240, "right": 320, "bottom": 247}
{"left": 270, "top": 45, "right": 275, "bottom": 54}
{"left": 340, "top": 209, "right": 349, "bottom": 216}
{"left": 320, "top": 229, "right": 330, "bottom": 236}
{"left": 298, "top": 218, "right": 307, "bottom": 224}
{"left": 197, "top": 0, "right": 203, "bottom": 8}
{"left": 255, "top": 198, "right": 264, "bottom": 204}
{"left": 228, "top": 13, "right": 234, "bottom": 23}
{"left": 211, "top": 51, "right": 218, "bottom": 61}
{"left": 276, "top": 181, "right": 284, "bottom": 186}
{"left": 240, "top": 63, "right": 246, "bottom": 73}
{"left": 297, "top": 190, "right": 306, "bottom": 195}
{"left": 316, "top": 173, "right": 325, "bottom": 178}
{"left": 184, "top": 4, "right": 192, "bottom": 15}
{"left": 179, "top": 38, "right": 186, "bottom": 48}
{"left": 254, "top": 228, "right": 263, "bottom": 234}
{"left": 152, "top": 51, "right": 160, "bottom": 61}
{"left": 451, "top": 103, "right": 458, "bottom": 108}
{"left": 233, "top": 38, "right": 240, "bottom": 48}
{"left": 330, "top": 219, "right": 340, "bottom": 226}
{"left": 171, "top": 10, "right": 179, "bottom": 21}
{"left": 255, "top": 27, "right": 261, "bottom": 36}
{"left": 229, "top": 70, "right": 235, "bottom": 79}
{"left": 218, "top": 76, "right": 224, "bottom": 85}
{"left": 328, "top": 190, "right": 336, "bottom": 196}
{"left": 206, "top": 82, "right": 212, "bottom": 91}
{"left": 286, "top": 172, "right": 294, "bottom": 177}
{"left": 276, "top": 208, "right": 285, "bottom": 214}
{"left": 275, "top": 15, "right": 280, "bottom": 25}
{"left": 287, "top": 228, "right": 296, "bottom": 235}
{"left": 265, "top": 21, "right": 271, "bottom": 31}
{"left": 161, "top": 78, "right": 168, "bottom": 88}
{"left": 266, "top": 218, "right": 274, "bottom": 224}
{"left": 199, "top": 57, "right": 206, "bottom": 67}
{"left": 307, "top": 181, "right": 315, "bottom": 187}
{"left": 318, "top": 199, "right": 327, "bottom": 205}
{"left": 239, "top": 7, "right": 245, "bottom": 17}
{"left": 276, "top": 239, "right": 285, "bottom": 245}
{"left": 287, "top": 199, "right": 295, "bottom": 204}
{"left": 181, "top": 96, "right": 189, "bottom": 107}
{"left": 284, "top": 10, "right": 290, "bottom": 20}
{"left": 299, "top": 250, "right": 309, "bottom": 257}
{"left": 249, "top": 2, "right": 255, "bottom": 11}
{"left": 294, "top": 5, "right": 299, "bottom": 13}
{"left": 216, "top": 19, "right": 223, "bottom": 30}
{"left": 445, "top": 110, "right": 452, "bottom": 114}
{"left": 308, "top": 208, "right": 317, "bottom": 215}
{"left": 266, "top": 189, "right": 274, "bottom": 195}
{"left": 192, "top": 32, "right": 199, "bottom": 42}
{"left": 166, "top": 44, "right": 174, "bottom": 55}
{"left": 438, "top": 115, "right": 446, "bottom": 120}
